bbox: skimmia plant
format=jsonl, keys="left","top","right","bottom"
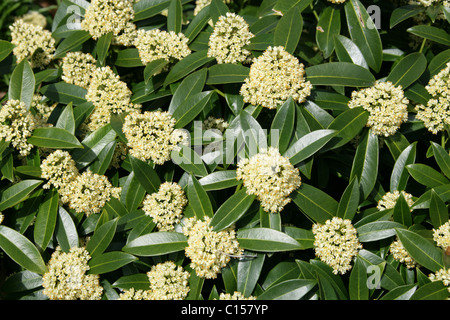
{"left": 0, "top": 0, "right": 449, "bottom": 301}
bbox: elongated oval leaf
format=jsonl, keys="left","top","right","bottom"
{"left": 334, "top": 35, "right": 369, "bottom": 69}
{"left": 53, "top": 30, "right": 91, "bottom": 59}
{"left": 406, "top": 164, "right": 450, "bottom": 188}
{"left": 431, "top": 142, "right": 450, "bottom": 179}
{"left": 274, "top": 6, "right": 303, "bottom": 54}
{"left": 0, "top": 225, "right": 47, "bottom": 274}
{"left": 305, "top": 62, "right": 375, "bottom": 87}
{"left": 55, "top": 206, "right": 79, "bottom": 252}
{"left": 8, "top": 59, "right": 35, "bottom": 108}
{"left": 0, "top": 180, "right": 42, "bottom": 211}
{"left": 0, "top": 40, "right": 15, "bottom": 63}
{"left": 130, "top": 156, "right": 161, "bottom": 194}
{"left": 88, "top": 251, "right": 137, "bottom": 274}
{"left": 257, "top": 279, "right": 317, "bottom": 300}
{"left": 270, "top": 97, "right": 296, "bottom": 154}
{"left": 357, "top": 221, "right": 406, "bottom": 242}
{"left": 171, "top": 144, "right": 209, "bottom": 177}
{"left": 407, "top": 25, "right": 450, "bottom": 46}
{"left": 237, "top": 227, "right": 302, "bottom": 252}
{"left": 390, "top": 142, "right": 416, "bottom": 192}
{"left": 337, "top": 177, "right": 360, "bottom": 221}
{"left": 429, "top": 190, "right": 449, "bottom": 229}
{"left": 122, "top": 231, "right": 187, "bottom": 256}
{"left": 206, "top": 64, "right": 249, "bottom": 84}
{"left": 187, "top": 174, "right": 214, "bottom": 219}
{"left": 198, "top": 170, "right": 240, "bottom": 191}
{"left": 386, "top": 52, "right": 427, "bottom": 89}
{"left": 316, "top": 6, "right": 341, "bottom": 59}
{"left": 85, "top": 218, "right": 118, "bottom": 258}
{"left": 164, "top": 50, "right": 215, "bottom": 86}
{"left": 173, "top": 91, "right": 214, "bottom": 128}
{"left": 40, "top": 82, "right": 88, "bottom": 106}
{"left": 169, "top": 68, "right": 207, "bottom": 114}
{"left": 34, "top": 188, "right": 59, "bottom": 250}
{"left": 28, "top": 127, "right": 83, "bottom": 149}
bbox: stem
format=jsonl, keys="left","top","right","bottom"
{"left": 419, "top": 38, "right": 427, "bottom": 53}
{"left": 208, "top": 85, "right": 226, "bottom": 98}
{"left": 310, "top": 3, "right": 320, "bottom": 21}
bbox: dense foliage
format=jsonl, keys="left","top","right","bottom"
{"left": 0, "top": 0, "right": 449, "bottom": 301}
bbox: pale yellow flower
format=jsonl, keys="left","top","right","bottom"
{"left": 147, "top": 261, "right": 190, "bottom": 300}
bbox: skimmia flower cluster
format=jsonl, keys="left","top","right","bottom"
{"left": 1, "top": 0, "right": 450, "bottom": 303}
{"left": 240, "top": 46, "right": 312, "bottom": 109}
{"left": 348, "top": 81, "right": 409, "bottom": 137}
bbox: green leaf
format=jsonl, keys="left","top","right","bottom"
{"left": 270, "top": 97, "right": 296, "bottom": 154}
{"left": 209, "top": 189, "right": 255, "bottom": 231}
{"left": 169, "top": 68, "right": 207, "bottom": 114}
{"left": 350, "top": 129, "right": 379, "bottom": 200}
{"left": 274, "top": 5, "right": 303, "bottom": 54}
{"left": 8, "top": 59, "right": 35, "bottom": 108}
{"left": 428, "top": 49, "right": 450, "bottom": 76}
{"left": 88, "top": 251, "right": 137, "bottom": 274}
{"left": 291, "top": 183, "right": 338, "bottom": 223}
{"left": 349, "top": 257, "right": 369, "bottom": 300}
{"left": 0, "top": 40, "right": 15, "bottom": 63}
{"left": 392, "top": 192, "right": 412, "bottom": 227}
{"left": 209, "top": 0, "right": 229, "bottom": 23}
{"left": 172, "top": 145, "right": 209, "bottom": 177}
{"left": 121, "top": 172, "right": 147, "bottom": 212}
{"left": 184, "top": 5, "right": 210, "bottom": 42}
{"left": 283, "top": 129, "right": 337, "bottom": 165}
{"left": 0, "top": 179, "right": 42, "bottom": 211}
{"left": 130, "top": 156, "right": 161, "bottom": 194}
{"left": 237, "top": 228, "right": 302, "bottom": 252}
{"left": 53, "top": 30, "right": 91, "bottom": 59}
{"left": 316, "top": 6, "right": 341, "bottom": 59}
{"left": 406, "top": 163, "right": 450, "bottom": 188}
{"left": 431, "top": 141, "right": 450, "bottom": 179}
{"left": 198, "top": 170, "right": 240, "bottom": 191}
{"left": 40, "top": 82, "right": 88, "bottom": 106}
{"left": 28, "top": 127, "right": 83, "bottom": 149}
{"left": 386, "top": 52, "right": 427, "bottom": 89}
{"left": 55, "top": 206, "right": 79, "bottom": 252}
{"left": 173, "top": 91, "right": 214, "bottom": 128}
{"left": 237, "top": 253, "right": 265, "bottom": 297}
{"left": 167, "top": 0, "right": 182, "bottom": 33}
{"left": 85, "top": 218, "right": 118, "bottom": 258}
{"left": 283, "top": 226, "right": 314, "bottom": 249}
{"left": 410, "top": 281, "right": 449, "bottom": 300}
{"left": 133, "top": 0, "right": 170, "bottom": 21}
{"left": 357, "top": 221, "right": 406, "bottom": 242}
{"left": 337, "top": 177, "right": 360, "bottom": 221}
{"left": 390, "top": 5, "right": 425, "bottom": 28}
{"left": 396, "top": 228, "right": 444, "bottom": 272}
{"left": 112, "top": 273, "right": 150, "bottom": 290}
{"left": 239, "top": 109, "right": 266, "bottom": 157}
{"left": 33, "top": 189, "right": 59, "bottom": 250}
{"left": 206, "top": 64, "right": 249, "bottom": 84}
{"left": 186, "top": 264, "right": 205, "bottom": 300}
{"left": 429, "top": 190, "right": 449, "bottom": 229}
{"left": 96, "top": 32, "right": 113, "bottom": 65}
{"left": 344, "top": 0, "right": 383, "bottom": 72}
{"left": 0, "top": 270, "right": 43, "bottom": 293}
{"left": 407, "top": 25, "right": 450, "bottom": 46}
{"left": 143, "top": 58, "right": 169, "bottom": 84}
{"left": 273, "top": 0, "right": 313, "bottom": 14}
{"left": 257, "top": 279, "right": 316, "bottom": 300}
{"left": 164, "top": 50, "right": 215, "bottom": 86}
{"left": 122, "top": 231, "right": 187, "bottom": 256}
{"left": 186, "top": 174, "right": 214, "bottom": 219}
{"left": 325, "top": 107, "right": 369, "bottom": 151}
{"left": 71, "top": 124, "right": 117, "bottom": 169}
{"left": 305, "top": 62, "right": 375, "bottom": 87}
{"left": 114, "top": 48, "right": 144, "bottom": 67}
{"left": 334, "top": 35, "right": 368, "bottom": 69}
{"left": 0, "top": 225, "right": 47, "bottom": 275}
{"left": 380, "top": 284, "right": 417, "bottom": 300}
{"left": 55, "top": 103, "right": 76, "bottom": 135}
{"left": 88, "top": 140, "right": 116, "bottom": 175}
{"left": 390, "top": 142, "right": 416, "bottom": 192}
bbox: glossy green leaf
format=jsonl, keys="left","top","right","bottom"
{"left": 380, "top": 284, "right": 417, "bottom": 300}
{"left": 28, "top": 127, "right": 83, "bottom": 149}
{"left": 169, "top": 68, "right": 207, "bottom": 114}
{"left": 210, "top": 188, "right": 255, "bottom": 231}
{"left": 164, "top": 50, "right": 215, "bottom": 86}
{"left": 33, "top": 188, "right": 59, "bottom": 250}
{"left": 198, "top": 170, "right": 240, "bottom": 191}
{"left": 407, "top": 25, "right": 450, "bottom": 46}
{"left": 55, "top": 206, "right": 79, "bottom": 252}
{"left": 429, "top": 190, "right": 449, "bottom": 229}
{"left": 237, "top": 228, "right": 302, "bottom": 252}
{"left": 386, "top": 52, "right": 427, "bottom": 89}
{"left": 114, "top": 48, "right": 144, "bottom": 67}
{"left": 357, "top": 221, "right": 406, "bottom": 242}
{"left": 291, "top": 183, "right": 337, "bottom": 223}
{"left": 410, "top": 281, "right": 449, "bottom": 300}
{"left": 209, "top": 0, "right": 229, "bottom": 23}
{"left": 184, "top": 5, "right": 210, "bottom": 42}
{"left": 390, "top": 5, "right": 424, "bottom": 28}
{"left": 0, "top": 40, "right": 14, "bottom": 63}
{"left": 53, "top": 30, "right": 91, "bottom": 59}
{"left": 85, "top": 218, "right": 118, "bottom": 258}
{"left": 270, "top": 97, "right": 296, "bottom": 154}
{"left": 406, "top": 163, "right": 450, "bottom": 188}
{"left": 274, "top": 5, "right": 303, "bottom": 54}
{"left": 431, "top": 141, "right": 450, "bottom": 179}
{"left": 112, "top": 273, "right": 151, "bottom": 290}
{"left": 133, "top": 0, "right": 170, "bottom": 21}
{"left": 206, "top": 64, "right": 249, "bottom": 85}
{"left": 0, "top": 180, "right": 42, "bottom": 211}
{"left": 173, "top": 91, "right": 214, "bottom": 128}
{"left": 88, "top": 251, "right": 138, "bottom": 274}
{"left": 186, "top": 174, "right": 214, "bottom": 219}
{"left": 237, "top": 253, "right": 265, "bottom": 297}
{"left": 172, "top": 144, "right": 209, "bottom": 177}
{"left": 130, "top": 156, "right": 161, "bottom": 194}
{"left": 8, "top": 59, "right": 35, "bottom": 108}
{"left": 344, "top": 0, "right": 383, "bottom": 72}
{"left": 334, "top": 35, "right": 369, "bottom": 69}
{"left": 390, "top": 142, "right": 416, "bottom": 192}
{"left": 349, "top": 257, "right": 369, "bottom": 300}
{"left": 122, "top": 231, "right": 187, "bottom": 256}
{"left": 0, "top": 225, "right": 47, "bottom": 274}
{"left": 305, "top": 62, "right": 375, "bottom": 87}
{"left": 167, "top": 0, "right": 182, "bottom": 33}
{"left": 257, "top": 279, "right": 316, "bottom": 300}
{"left": 337, "top": 177, "right": 360, "bottom": 221}
{"left": 273, "top": 0, "right": 313, "bottom": 14}
{"left": 392, "top": 192, "right": 412, "bottom": 227}
{"left": 143, "top": 58, "right": 169, "bottom": 84}
{"left": 316, "top": 6, "right": 340, "bottom": 59}
{"left": 55, "top": 103, "right": 76, "bottom": 135}
{"left": 96, "top": 32, "right": 113, "bottom": 65}
{"left": 396, "top": 228, "right": 444, "bottom": 272}
{"left": 40, "top": 82, "right": 88, "bottom": 106}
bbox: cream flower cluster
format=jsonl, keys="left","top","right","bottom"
{"left": 122, "top": 110, "right": 184, "bottom": 164}
{"left": 147, "top": 261, "right": 190, "bottom": 300}
{"left": 18, "top": 11, "right": 47, "bottom": 28}
{"left": 42, "top": 246, "right": 103, "bottom": 300}
{"left": 40, "top": 150, "right": 79, "bottom": 190}
{"left": 376, "top": 190, "right": 414, "bottom": 211}
{"left": 236, "top": 147, "right": 302, "bottom": 213}
{"left": 0, "top": 212, "right": 4, "bottom": 225}
{"left": 31, "top": 94, "right": 56, "bottom": 128}
{"left": 60, "top": 169, "right": 121, "bottom": 216}
{"left": 0, "top": 100, "right": 36, "bottom": 156}
{"left": 183, "top": 216, "right": 243, "bottom": 279}
{"left": 142, "top": 182, "right": 188, "bottom": 231}
{"left": 327, "top": 0, "right": 347, "bottom": 3}
{"left": 134, "top": 29, "right": 191, "bottom": 65}
{"left": 81, "top": 0, "right": 135, "bottom": 40}
{"left": 389, "top": 237, "right": 417, "bottom": 269}
{"left": 61, "top": 52, "right": 98, "bottom": 89}
{"left": 203, "top": 116, "right": 229, "bottom": 132}
{"left": 118, "top": 288, "right": 153, "bottom": 300}
{"left": 348, "top": 81, "right": 409, "bottom": 137}
{"left": 218, "top": 292, "right": 257, "bottom": 300}
{"left": 416, "top": 62, "right": 450, "bottom": 134}
{"left": 429, "top": 268, "right": 450, "bottom": 292}
{"left": 312, "top": 217, "right": 362, "bottom": 275}
{"left": 433, "top": 220, "right": 450, "bottom": 250}
{"left": 85, "top": 66, "right": 142, "bottom": 132}
{"left": 240, "top": 46, "right": 312, "bottom": 109}
{"left": 194, "top": 0, "right": 232, "bottom": 15}
{"left": 9, "top": 19, "right": 55, "bottom": 69}
{"left": 207, "top": 13, "right": 254, "bottom": 64}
